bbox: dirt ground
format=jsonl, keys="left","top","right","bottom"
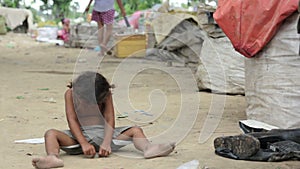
{"left": 0, "top": 33, "right": 299, "bottom": 169}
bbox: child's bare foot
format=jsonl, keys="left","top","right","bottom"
{"left": 144, "top": 142, "right": 175, "bottom": 159}
{"left": 32, "top": 155, "right": 63, "bottom": 169}
{"left": 100, "top": 44, "right": 108, "bottom": 54}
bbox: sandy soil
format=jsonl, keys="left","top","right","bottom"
{"left": 0, "top": 32, "right": 299, "bottom": 169}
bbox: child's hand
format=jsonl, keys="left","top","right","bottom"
{"left": 99, "top": 143, "right": 111, "bottom": 157}
{"left": 81, "top": 142, "right": 96, "bottom": 158}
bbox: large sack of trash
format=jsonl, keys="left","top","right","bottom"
{"left": 196, "top": 4, "right": 245, "bottom": 94}
{"left": 146, "top": 9, "right": 246, "bottom": 94}
{"left": 245, "top": 12, "right": 300, "bottom": 129}
{"left": 196, "top": 35, "right": 245, "bottom": 94}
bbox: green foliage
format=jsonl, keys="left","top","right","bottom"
{"left": 1, "top": 0, "right": 20, "bottom": 8}
{"left": 115, "top": 0, "right": 161, "bottom": 17}
{"left": 181, "top": 3, "right": 188, "bottom": 9}
{"left": 0, "top": 0, "right": 164, "bottom": 24}
{"left": 53, "top": 0, "right": 72, "bottom": 17}
{"left": 29, "top": 8, "right": 42, "bottom": 24}
{"left": 38, "top": 0, "right": 73, "bottom": 23}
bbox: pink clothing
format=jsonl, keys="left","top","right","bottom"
{"left": 58, "top": 18, "right": 70, "bottom": 42}
{"left": 58, "top": 29, "right": 69, "bottom": 42}
{"left": 63, "top": 18, "right": 70, "bottom": 25}
{"left": 91, "top": 9, "right": 115, "bottom": 24}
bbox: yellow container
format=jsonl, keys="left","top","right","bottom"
{"left": 114, "top": 34, "right": 146, "bottom": 58}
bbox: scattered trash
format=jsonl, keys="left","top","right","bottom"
{"left": 117, "top": 112, "right": 128, "bottom": 118}
{"left": 26, "top": 152, "right": 33, "bottom": 156}
{"left": 36, "top": 27, "right": 58, "bottom": 42}
{"left": 16, "top": 96, "right": 25, "bottom": 99}
{"left": 38, "top": 88, "right": 49, "bottom": 91}
{"left": 6, "top": 41, "right": 16, "bottom": 48}
{"left": 0, "top": 118, "right": 4, "bottom": 122}
{"left": 94, "top": 46, "right": 101, "bottom": 52}
{"left": 14, "top": 138, "right": 45, "bottom": 144}
{"left": 7, "top": 115, "right": 16, "bottom": 119}
{"left": 239, "top": 119, "right": 279, "bottom": 133}
{"left": 176, "top": 160, "right": 199, "bottom": 169}
{"left": 78, "top": 58, "right": 87, "bottom": 63}
{"left": 43, "top": 97, "right": 56, "bottom": 103}
{"left": 134, "top": 110, "right": 153, "bottom": 116}
{"left": 51, "top": 39, "right": 64, "bottom": 46}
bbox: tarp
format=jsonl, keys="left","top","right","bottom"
{"left": 213, "top": 0, "right": 298, "bottom": 58}
{"left": 146, "top": 18, "right": 204, "bottom": 73}
{"left": 0, "top": 7, "right": 34, "bottom": 31}
{"left": 196, "top": 4, "right": 224, "bottom": 38}
{"left": 146, "top": 11, "right": 246, "bottom": 94}
{"left": 151, "top": 13, "right": 199, "bottom": 44}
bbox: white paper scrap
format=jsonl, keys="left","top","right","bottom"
{"left": 14, "top": 138, "right": 45, "bottom": 144}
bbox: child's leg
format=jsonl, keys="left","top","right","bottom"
{"left": 115, "top": 126, "right": 175, "bottom": 158}
{"left": 32, "top": 129, "right": 78, "bottom": 169}
{"left": 92, "top": 10, "right": 105, "bottom": 55}
{"left": 100, "top": 9, "right": 115, "bottom": 54}
{"left": 97, "top": 21, "right": 106, "bottom": 55}
{"left": 116, "top": 126, "right": 150, "bottom": 151}
{"left": 103, "top": 23, "right": 113, "bottom": 49}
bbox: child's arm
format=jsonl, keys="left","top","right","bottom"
{"left": 64, "top": 89, "right": 96, "bottom": 157}
{"left": 99, "top": 91, "right": 115, "bottom": 157}
{"left": 116, "top": 0, "right": 126, "bottom": 17}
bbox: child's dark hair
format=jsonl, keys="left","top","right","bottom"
{"left": 68, "top": 71, "right": 112, "bottom": 105}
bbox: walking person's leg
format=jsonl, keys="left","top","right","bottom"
{"left": 97, "top": 21, "right": 105, "bottom": 56}
{"left": 103, "top": 23, "right": 113, "bottom": 50}
{"left": 101, "top": 9, "right": 116, "bottom": 55}
{"left": 91, "top": 10, "right": 105, "bottom": 56}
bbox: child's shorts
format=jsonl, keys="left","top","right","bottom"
{"left": 91, "top": 9, "right": 115, "bottom": 24}
{"left": 61, "top": 125, "right": 132, "bottom": 155}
